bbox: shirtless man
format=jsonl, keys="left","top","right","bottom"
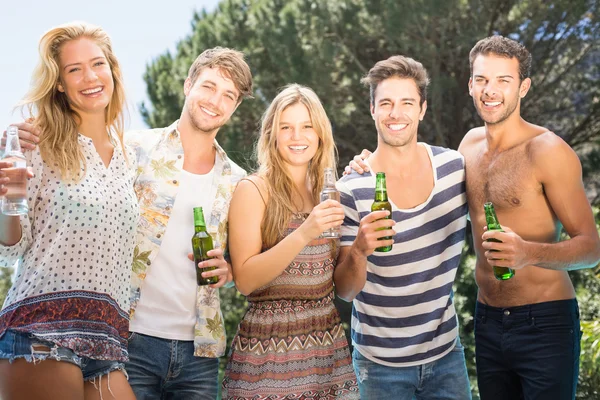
{"left": 459, "top": 35, "right": 600, "bottom": 400}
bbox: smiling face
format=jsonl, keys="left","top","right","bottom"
{"left": 57, "top": 37, "right": 114, "bottom": 117}
{"left": 182, "top": 67, "right": 240, "bottom": 135}
{"left": 371, "top": 77, "right": 427, "bottom": 148}
{"left": 469, "top": 54, "right": 531, "bottom": 125}
{"left": 275, "top": 102, "right": 319, "bottom": 169}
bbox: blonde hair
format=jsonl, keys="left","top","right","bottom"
{"left": 256, "top": 84, "right": 337, "bottom": 249}
{"left": 19, "top": 21, "right": 127, "bottom": 180}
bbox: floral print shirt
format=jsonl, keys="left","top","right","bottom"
{"left": 126, "top": 121, "right": 246, "bottom": 357}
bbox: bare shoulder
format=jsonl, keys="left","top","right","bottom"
{"left": 233, "top": 175, "right": 270, "bottom": 206}
{"left": 458, "top": 126, "right": 486, "bottom": 155}
{"left": 529, "top": 130, "right": 579, "bottom": 164}
{"left": 528, "top": 130, "right": 582, "bottom": 179}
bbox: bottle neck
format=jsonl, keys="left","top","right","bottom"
{"left": 484, "top": 208, "right": 502, "bottom": 230}
{"left": 323, "top": 169, "right": 335, "bottom": 188}
{"left": 375, "top": 189, "right": 388, "bottom": 202}
{"left": 375, "top": 175, "right": 388, "bottom": 202}
{"left": 194, "top": 224, "right": 207, "bottom": 233}
{"left": 4, "top": 132, "right": 23, "bottom": 156}
{"left": 193, "top": 207, "right": 206, "bottom": 231}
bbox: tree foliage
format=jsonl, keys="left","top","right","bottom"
{"left": 575, "top": 208, "right": 600, "bottom": 399}
{"left": 141, "top": 0, "right": 600, "bottom": 175}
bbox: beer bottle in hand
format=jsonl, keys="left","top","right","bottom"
{"left": 371, "top": 172, "right": 393, "bottom": 252}
{"left": 192, "top": 207, "right": 218, "bottom": 285}
{"left": 484, "top": 202, "right": 515, "bottom": 280}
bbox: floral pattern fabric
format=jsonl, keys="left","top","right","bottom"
{"left": 126, "top": 121, "right": 246, "bottom": 357}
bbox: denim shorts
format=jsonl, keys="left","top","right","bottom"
{"left": 0, "top": 329, "right": 127, "bottom": 381}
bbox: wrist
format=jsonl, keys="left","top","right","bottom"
{"left": 523, "top": 240, "right": 541, "bottom": 266}
{"left": 294, "top": 224, "right": 314, "bottom": 245}
{"left": 349, "top": 244, "right": 368, "bottom": 263}
{"left": 226, "top": 264, "right": 234, "bottom": 283}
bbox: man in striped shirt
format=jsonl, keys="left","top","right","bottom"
{"left": 335, "top": 55, "right": 471, "bottom": 399}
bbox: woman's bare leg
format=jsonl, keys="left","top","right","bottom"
{"left": 84, "top": 369, "right": 135, "bottom": 400}
{"left": 0, "top": 358, "right": 84, "bottom": 400}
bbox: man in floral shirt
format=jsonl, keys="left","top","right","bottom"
{"left": 124, "top": 47, "right": 252, "bottom": 399}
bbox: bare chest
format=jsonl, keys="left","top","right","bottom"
{"left": 387, "top": 170, "right": 435, "bottom": 209}
{"left": 466, "top": 144, "right": 542, "bottom": 210}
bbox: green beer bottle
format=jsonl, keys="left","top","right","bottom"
{"left": 192, "top": 207, "right": 218, "bottom": 285}
{"left": 372, "top": 172, "right": 393, "bottom": 252}
{"left": 484, "top": 202, "right": 515, "bottom": 281}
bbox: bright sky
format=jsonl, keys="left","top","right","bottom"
{"left": 0, "top": 0, "right": 220, "bottom": 132}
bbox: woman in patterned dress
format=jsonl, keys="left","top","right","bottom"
{"left": 0, "top": 22, "right": 137, "bottom": 399}
{"left": 222, "top": 84, "right": 359, "bottom": 399}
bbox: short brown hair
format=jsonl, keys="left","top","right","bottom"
{"left": 187, "top": 47, "right": 253, "bottom": 100}
{"left": 469, "top": 36, "right": 532, "bottom": 81}
{"left": 361, "top": 55, "right": 430, "bottom": 106}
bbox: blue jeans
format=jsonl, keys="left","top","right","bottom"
{"left": 352, "top": 337, "right": 471, "bottom": 399}
{"left": 0, "top": 329, "right": 126, "bottom": 381}
{"left": 126, "top": 332, "right": 219, "bottom": 400}
{"left": 475, "top": 299, "right": 580, "bottom": 400}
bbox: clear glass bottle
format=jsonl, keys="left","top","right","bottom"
{"left": 320, "top": 167, "right": 341, "bottom": 238}
{"left": 1, "top": 125, "right": 28, "bottom": 216}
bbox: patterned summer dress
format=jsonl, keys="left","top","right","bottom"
{"left": 222, "top": 214, "right": 359, "bottom": 399}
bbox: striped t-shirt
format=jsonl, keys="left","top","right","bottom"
{"left": 337, "top": 143, "right": 467, "bottom": 367}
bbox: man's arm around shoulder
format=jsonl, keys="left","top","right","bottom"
{"left": 458, "top": 127, "right": 485, "bottom": 156}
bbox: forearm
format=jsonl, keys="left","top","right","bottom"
{"left": 223, "top": 261, "right": 235, "bottom": 288}
{"left": 334, "top": 246, "right": 368, "bottom": 302}
{"left": 527, "top": 236, "right": 600, "bottom": 271}
{"left": 233, "top": 230, "right": 310, "bottom": 296}
{"left": 0, "top": 214, "right": 22, "bottom": 246}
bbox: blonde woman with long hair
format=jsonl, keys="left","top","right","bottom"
{"left": 0, "top": 22, "right": 137, "bottom": 399}
{"left": 222, "top": 84, "right": 359, "bottom": 399}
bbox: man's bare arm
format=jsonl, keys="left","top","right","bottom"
{"left": 334, "top": 210, "right": 395, "bottom": 301}
{"left": 483, "top": 134, "right": 600, "bottom": 271}
{"left": 334, "top": 246, "right": 369, "bottom": 302}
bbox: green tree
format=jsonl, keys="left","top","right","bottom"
{"left": 141, "top": 0, "right": 600, "bottom": 169}
{"left": 575, "top": 208, "right": 600, "bottom": 399}
{"left": 580, "top": 319, "right": 600, "bottom": 398}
